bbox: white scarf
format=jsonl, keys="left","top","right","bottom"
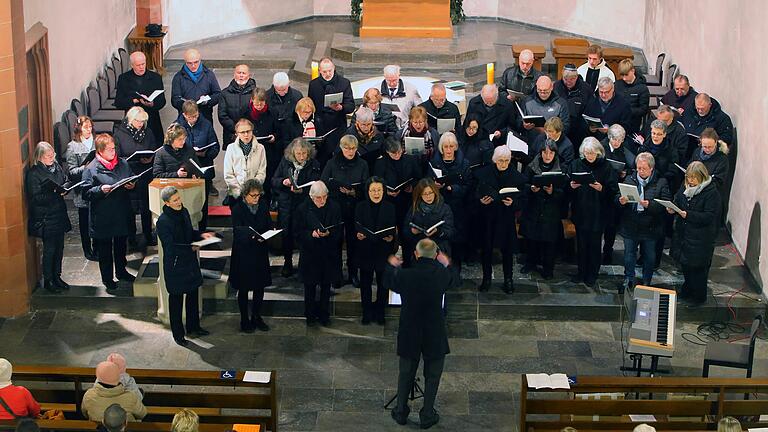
{"left": 683, "top": 177, "right": 712, "bottom": 199}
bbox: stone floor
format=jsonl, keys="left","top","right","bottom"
{"left": 6, "top": 17, "right": 766, "bottom": 432}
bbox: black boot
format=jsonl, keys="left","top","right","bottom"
{"left": 252, "top": 316, "right": 270, "bottom": 332}
{"left": 43, "top": 280, "right": 62, "bottom": 294}
{"left": 54, "top": 276, "right": 70, "bottom": 290}
{"left": 502, "top": 278, "right": 514, "bottom": 294}
{"left": 281, "top": 260, "right": 294, "bottom": 277}
{"left": 478, "top": 278, "right": 491, "bottom": 292}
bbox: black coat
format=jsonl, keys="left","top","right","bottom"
{"left": 25, "top": 163, "right": 72, "bottom": 238}
{"left": 458, "top": 128, "right": 493, "bottom": 169}
{"left": 661, "top": 87, "right": 698, "bottom": 115}
{"left": 176, "top": 114, "right": 220, "bottom": 166}
{"left": 153, "top": 144, "right": 201, "bottom": 179}
{"left": 246, "top": 107, "right": 281, "bottom": 168}
{"left": 372, "top": 152, "right": 422, "bottom": 224}
{"left": 155, "top": 205, "right": 203, "bottom": 294}
{"left": 170, "top": 65, "right": 221, "bottom": 122}
{"left": 321, "top": 153, "right": 370, "bottom": 217}
{"left": 402, "top": 200, "right": 455, "bottom": 254}
{"left": 218, "top": 78, "right": 256, "bottom": 145}
{"left": 294, "top": 199, "right": 343, "bottom": 285}
{"left": 531, "top": 133, "right": 575, "bottom": 166}
{"left": 230, "top": 199, "right": 272, "bottom": 291}
{"left": 384, "top": 258, "right": 454, "bottom": 360}
{"left": 465, "top": 95, "right": 518, "bottom": 146}
{"left": 614, "top": 74, "right": 650, "bottom": 135}
{"left": 520, "top": 156, "right": 564, "bottom": 243}
{"left": 638, "top": 138, "right": 680, "bottom": 188}
{"left": 689, "top": 148, "right": 729, "bottom": 190}
{"left": 114, "top": 69, "right": 166, "bottom": 143}
{"left": 419, "top": 98, "right": 461, "bottom": 132}
{"left": 616, "top": 171, "right": 671, "bottom": 240}
{"left": 582, "top": 94, "right": 632, "bottom": 141}
{"left": 429, "top": 150, "right": 470, "bottom": 243}
{"left": 284, "top": 113, "right": 327, "bottom": 148}
{"left": 681, "top": 98, "right": 734, "bottom": 146}
{"left": 553, "top": 76, "right": 593, "bottom": 145}
{"left": 568, "top": 157, "right": 618, "bottom": 232}
{"left": 266, "top": 86, "right": 304, "bottom": 147}
{"left": 671, "top": 181, "right": 721, "bottom": 267}
{"left": 498, "top": 65, "right": 543, "bottom": 96}
{"left": 396, "top": 126, "right": 440, "bottom": 165}
{"left": 272, "top": 157, "right": 322, "bottom": 228}
{"left": 81, "top": 158, "right": 134, "bottom": 239}
{"left": 114, "top": 121, "right": 158, "bottom": 212}
{"left": 474, "top": 164, "right": 527, "bottom": 250}
{"left": 354, "top": 200, "right": 398, "bottom": 271}
{"left": 343, "top": 124, "right": 384, "bottom": 170}
{"left": 602, "top": 138, "right": 636, "bottom": 177}
{"left": 308, "top": 73, "right": 354, "bottom": 155}
{"left": 640, "top": 119, "right": 687, "bottom": 164}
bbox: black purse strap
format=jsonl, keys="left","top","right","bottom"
{"left": 0, "top": 395, "right": 19, "bottom": 420}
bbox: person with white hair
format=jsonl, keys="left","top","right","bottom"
{"left": 344, "top": 106, "right": 385, "bottom": 169}
{"left": 466, "top": 84, "right": 517, "bottom": 146}
{"left": 380, "top": 64, "right": 423, "bottom": 128}
{"left": 115, "top": 51, "right": 167, "bottom": 143}
{"left": 266, "top": 71, "right": 304, "bottom": 150}
{"left": 582, "top": 76, "right": 632, "bottom": 140}
{"left": 498, "top": 48, "right": 543, "bottom": 100}
{"left": 171, "top": 48, "right": 221, "bottom": 124}
{"left": 307, "top": 57, "right": 354, "bottom": 165}
{"left": 602, "top": 123, "right": 636, "bottom": 264}
{"left": 218, "top": 64, "right": 256, "bottom": 147}
{"left": 418, "top": 83, "right": 461, "bottom": 132}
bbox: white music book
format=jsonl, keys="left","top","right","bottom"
{"left": 525, "top": 373, "right": 570, "bottom": 389}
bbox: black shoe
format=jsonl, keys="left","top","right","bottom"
{"left": 84, "top": 249, "right": 99, "bottom": 261}
{"left": 602, "top": 251, "right": 613, "bottom": 265}
{"left": 54, "top": 276, "right": 70, "bottom": 290}
{"left": 419, "top": 410, "right": 439, "bottom": 429}
{"left": 116, "top": 271, "right": 136, "bottom": 282}
{"left": 104, "top": 280, "right": 119, "bottom": 292}
{"left": 361, "top": 313, "right": 371, "bottom": 325}
{"left": 281, "top": 263, "right": 294, "bottom": 278}
{"left": 478, "top": 279, "right": 491, "bottom": 292}
{"left": 43, "top": 280, "right": 62, "bottom": 294}
{"left": 619, "top": 279, "right": 634, "bottom": 295}
{"left": 319, "top": 318, "right": 331, "bottom": 327}
{"left": 187, "top": 327, "right": 210, "bottom": 337}
{"left": 240, "top": 321, "right": 255, "bottom": 333}
{"left": 252, "top": 317, "right": 270, "bottom": 332}
{"left": 520, "top": 265, "right": 533, "bottom": 274}
{"left": 502, "top": 278, "right": 514, "bottom": 294}
{"left": 174, "top": 337, "right": 188, "bottom": 347}
{"left": 391, "top": 408, "right": 409, "bottom": 425}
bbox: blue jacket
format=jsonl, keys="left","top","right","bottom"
{"left": 171, "top": 65, "right": 221, "bottom": 121}
{"left": 175, "top": 114, "right": 220, "bottom": 163}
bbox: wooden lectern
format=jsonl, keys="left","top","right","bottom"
{"left": 360, "top": 0, "right": 452, "bottom": 38}
{"left": 148, "top": 178, "right": 205, "bottom": 325}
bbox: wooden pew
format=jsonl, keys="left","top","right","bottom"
{"left": 10, "top": 366, "right": 278, "bottom": 432}
{"left": 0, "top": 420, "right": 251, "bottom": 432}
{"left": 520, "top": 375, "right": 768, "bottom": 432}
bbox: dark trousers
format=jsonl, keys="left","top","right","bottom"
{"left": 623, "top": 237, "right": 656, "bottom": 284}
{"left": 304, "top": 282, "right": 331, "bottom": 320}
{"left": 95, "top": 236, "right": 127, "bottom": 283}
{"left": 168, "top": 289, "right": 200, "bottom": 341}
{"left": 237, "top": 286, "right": 265, "bottom": 325}
{"left": 342, "top": 213, "right": 357, "bottom": 276}
{"left": 199, "top": 180, "right": 210, "bottom": 232}
{"left": 481, "top": 244, "right": 514, "bottom": 281}
{"left": 526, "top": 239, "right": 556, "bottom": 277}
{"left": 77, "top": 207, "right": 93, "bottom": 254}
{"left": 281, "top": 226, "right": 295, "bottom": 264}
{"left": 681, "top": 264, "right": 710, "bottom": 304}
{"left": 359, "top": 268, "right": 386, "bottom": 319}
{"left": 603, "top": 221, "right": 618, "bottom": 255}
{"left": 576, "top": 229, "right": 602, "bottom": 283}
{"left": 394, "top": 355, "right": 445, "bottom": 419}
{"left": 42, "top": 233, "right": 65, "bottom": 282}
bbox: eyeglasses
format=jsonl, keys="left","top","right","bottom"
{"left": 246, "top": 192, "right": 261, "bottom": 199}
{"left": 236, "top": 130, "right": 253, "bottom": 135}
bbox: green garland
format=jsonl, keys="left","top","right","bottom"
{"left": 350, "top": 0, "right": 465, "bottom": 24}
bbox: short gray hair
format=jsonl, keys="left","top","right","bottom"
{"left": 563, "top": 68, "right": 579, "bottom": 79}
{"left": 309, "top": 181, "right": 329, "bottom": 198}
{"left": 438, "top": 131, "right": 458, "bottom": 154}
{"left": 635, "top": 152, "right": 656, "bottom": 169}
{"left": 597, "top": 76, "right": 614, "bottom": 90}
{"left": 160, "top": 186, "right": 178, "bottom": 203}
{"left": 607, "top": 124, "right": 626, "bottom": 142}
{"left": 383, "top": 64, "right": 400, "bottom": 76}
{"left": 579, "top": 137, "right": 605, "bottom": 159}
{"left": 415, "top": 238, "right": 438, "bottom": 259}
{"left": 491, "top": 145, "right": 511, "bottom": 162}
{"left": 284, "top": 137, "right": 316, "bottom": 162}
{"left": 650, "top": 119, "right": 667, "bottom": 133}
{"left": 633, "top": 424, "right": 656, "bottom": 432}
{"left": 102, "top": 403, "right": 127, "bottom": 432}
{"left": 431, "top": 83, "right": 446, "bottom": 93}
{"left": 354, "top": 106, "right": 374, "bottom": 123}
{"left": 125, "top": 106, "right": 148, "bottom": 123}
{"left": 519, "top": 49, "right": 534, "bottom": 61}
{"left": 272, "top": 72, "right": 290, "bottom": 87}
{"left": 656, "top": 105, "right": 674, "bottom": 116}
{"left": 34, "top": 141, "right": 55, "bottom": 163}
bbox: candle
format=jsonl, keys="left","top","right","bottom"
{"left": 486, "top": 63, "right": 494, "bottom": 85}
{"left": 311, "top": 61, "right": 319, "bottom": 80}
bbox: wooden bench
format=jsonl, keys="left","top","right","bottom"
{"left": 9, "top": 366, "right": 278, "bottom": 431}
{"left": 603, "top": 47, "right": 635, "bottom": 79}
{"left": 512, "top": 44, "right": 547, "bottom": 71}
{"left": 0, "top": 419, "right": 250, "bottom": 432}
{"left": 520, "top": 375, "right": 768, "bottom": 432}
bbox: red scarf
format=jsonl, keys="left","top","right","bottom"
{"left": 249, "top": 101, "right": 268, "bottom": 122}
{"left": 96, "top": 152, "right": 118, "bottom": 171}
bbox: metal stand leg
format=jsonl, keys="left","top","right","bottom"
{"left": 384, "top": 378, "right": 425, "bottom": 409}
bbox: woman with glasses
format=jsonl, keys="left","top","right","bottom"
{"left": 223, "top": 118, "right": 267, "bottom": 205}
{"left": 64, "top": 115, "right": 97, "bottom": 261}
{"left": 350, "top": 88, "right": 397, "bottom": 137}
{"left": 397, "top": 106, "right": 438, "bottom": 166}
{"left": 230, "top": 179, "right": 272, "bottom": 332}
{"left": 345, "top": 106, "right": 384, "bottom": 169}
{"left": 402, "top": 179, "right": 454, "bottom": 267}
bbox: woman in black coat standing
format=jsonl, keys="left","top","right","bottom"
{"left": 25, "top": 141, "right": 72, "bottom": 293}
{"left": 354, "top": 176, "right": 397, "bottom": 325}
{"left": 284, "top": 97, "right": 326, "bottom": 152}
{"left": 689, "top": 127, "right": 729, "bottom": 191}
{"left": 321, "top": 135, "right": 370, "bottom": 287}
{"left": 520, "top": 141, "right": 565, "bottom": 279}
{"left": 81, "top": 134, "right": 138, "bottom": 291}
{"left": 601, "top": 124, "right": 636, "bottom": 263}
{"left": 475, "top": 146, "right": 527, "bottom": 293}
{"left": 271, "top": 138, "right": 322, "bottom": 277}
{"left": 568, "top": 137, "right": 618, "bottom": 287}
{"left": 669, "top": 161, "right": 721, "bottom": 306}
{"left": 294, "top": 181, "right": 343, "bottom": 326}
{"left": 156, "top": 186, "right": 215, "bottom": 346}
{"left": 458, "top": 115, "right": 493, "bottom": 169}
{"left": 231, "top": 179, "right": 272, "bottom": 333}
{"left": 245, "top": 88, "right": 280, "bottom": 202}
{"left": 402, "top": 179, "right": 455, "bottom": 267}
{"left": 373, "top": 137, "right": 422, "bottom": 226}
{"left": 344, "top": 106, "right": 384, "bottom": 170}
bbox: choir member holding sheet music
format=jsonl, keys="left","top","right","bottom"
{"left": 285, "top": 97, "right": 327, "bottom": 153}
{"left": 321, "top": 135, "right": 370, "bottom": 288}
{"left": 115, "top": 51, "right": 166, "bottom": 143}
{"left": 266, "top": 72, "right": 304, "bottom": 151}
{"left": 474, "top": 146, "right": 527, "bottom": 293}
{"left": 553, "top": 63, "right": 592, "bottom": 149}
{"left": 171, "top": 49, "right": 221, "bottom": 124}
{"left": 245, "top": 88, "right": 279, "bottom": 202}
{"left": 82, "top": 134, "right": 137, "bottom": 292}
{"left": 689, "top": 128, "right": 729, "bottom": 192}
{"left": 65, "top": 116, "right": 97, "bottom": 261}
{"left": 601, "top": 124, "right": 636, "bottom": 264}
{"left": 354, "top": 177, "right": 397, "bottom": 325}
{"left": 373, "top": 137, "right": 423, "bottom": 226}
{"left": 178, "top": 100, "right": 220, "bottom": 201}
{"left": 344, "top": 106, "right": 384, "bottom": 170}
{"left": 381, "top": 65, "right": 422, "bottom": 128}
{"left": 517, "top": 76, "right": 570, "bottom": 144}
{"left": 582, "top": 77, "right": 631, "bottom": 141}
{"left": 466, "top": 84, "right": 518, "bottom": 147}
{"left": 156, "top": 185, "right": 215, "bottom": 346}
{"left": 223, "top": 119, "right": 268, "bottom": 206}
{"left": 114, "top": 106, "right": 159, "bottom": 247}
{"left": 218, "top": 65, "right": 256, "bottom": 148}
{"left": 26, "top": 141, "right": 72, "bottom": 293}
{"left": 230, "top": 179, "right": 273, "bottom": 333}
{"left": 530, "top": 117, "right": 575, "bottom": 166}
{"left": 294, "top": 181, "right": 343, "bottom": 327}
{"left": 403, "top": 179, "right": 455, "bottom": 269}
{"left": 396, "top": 106, "right": 438, "bottom": 166}
{"left": 498, "top": 49, "right": 543, "bottom": 100}
{"left": 458, "top": 115, "right": 493, "bottom": 169}
{"left": 351, "top": 88, "right": 398, "bottom": 137}
{"left": 272, "top": 138, "right": 322, "bottom": 277}
{"left": 567, "top": 138, "right": 617, "bottom": 288}
{"left": 308, "top": 58, "right": 354, "bottom": 166}
{"left": 520, "top": 141, "right": 566, "bottom": 280}
{"left": 419, "top": 83, "right": 461, "bottom": 133}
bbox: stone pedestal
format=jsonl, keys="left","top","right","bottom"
{"left": 148, "top": 178, "right": 204, "bottom": 324}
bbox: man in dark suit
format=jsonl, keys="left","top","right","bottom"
{"left": 385, "top": 238, "right": 456, "bottom": 429}
{"left": 465, "top": 84, "right": 518, "bottom": 147}
{"left": 114, "top": 51, "right": 166, "bottom": 144}
{"left": 307, "top": 57, "right": 355, "bottom": 166}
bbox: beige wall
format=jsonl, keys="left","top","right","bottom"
{"left": 644, "top": 0, "right": 768, "bottom": 291}
{"left": 23, "top": 0, "right": 135, "bottom": 120}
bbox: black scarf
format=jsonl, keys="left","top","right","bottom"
{"left": 124, "top": 119, "right": 146, "bottom": 143}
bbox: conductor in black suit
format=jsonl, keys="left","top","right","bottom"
{"left": 386, "top": 238, "right": 456, "bottom": 429}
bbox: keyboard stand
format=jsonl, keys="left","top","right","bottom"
{"left": 621, "top": 352, "right": 670, "bottom": 377}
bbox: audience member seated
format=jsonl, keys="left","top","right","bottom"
{"left": 81, "top": 361, "right": 146, "bottom": 422}
{"left": 345, "top": 106, "right": 384, "bottom": 169}
{"left": 0, "top": 359, "right": 41, "bottom": 420}
{"left": 617, "top": 152, "right": 671, "bottom": 292}
{"left": 578, "top": 44, "right": 616, "bottom": 91}
{"left": 224, "top": 119, "right": 268, "bottom": 204}
{"left": 583, "top": 77, "right": 631, "bottom": 141}
{"left": 266, "top": 72, "right": 304, "bottom": 151}
{"left": 308, "top": 57, "right": 354, "bottom": 165}
{"left": 419, "top": 83, "right": 461, "bottom": 133}
{"left": 519, "top": 76, "right": 570, "bottom": 144}
{"left": 351, "top": 88, "right": 398, "bottom": 138}
{"left": 171, "top": 408, "right": 199, "bottom": 432}
{"left": 682, "top": 93, "right": 734, "bottom": 147}
{"left": 661, "top": 74, "right": 698, "bottom": 116}
{"left": 396, "top": 106, "right": 439, "bottom": 165}
{"left": 531, "top": 117, "right": 575, "bottom": 166}
{"left": 218, "top": 64, "right": 256, "bottom": 148}
{"left": 99, "top": 353, "right": 142, "bottom": 401}
{"left": 640, "top": 104, "right": 687, "bottom": 162}
{"left": 614, "top": 58, "right": 650, "bottom": 135}
{"left": 466, "top": 84, "right": 517, "bottom": 147}
{"left": 498, "top": 49, "right": 543, "bottom": 100}
{"left": 718, "top": 416, "right": 742, "bottom": 432}
{"left": 65, "top": 115, "right": 97, "bottom": 261}
{"left": 14, "top": 419, "right": 39, "bottom": 432}
{"left": 380, "top": 64, "right": 422, "bottom": 128}
{"left": 171, "top": 49, "right": 221, "bottom": 124}
{"left": 690, "top": 127, "right": 729, "bottom": 190}
{"left": 554, "top": 63, "right": 592, "bottom": 147}
{"left": 458, "top": 114, "right": 493, "bottom": 169}
{"left": 99, "top": 404, "right": 127, "bottom": 432}
{"left": 114, "top": 51, "right": 166, "bottom": 144}
{"left": 25, "top": 141, "right": 72, "bottom": 294}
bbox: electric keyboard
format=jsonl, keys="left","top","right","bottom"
{"left": 627, "top": 285, "right": 677, "bottom": 357}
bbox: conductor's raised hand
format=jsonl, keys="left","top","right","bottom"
{"left": 387, "top": 254, "right": 403, "bottom": 267}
